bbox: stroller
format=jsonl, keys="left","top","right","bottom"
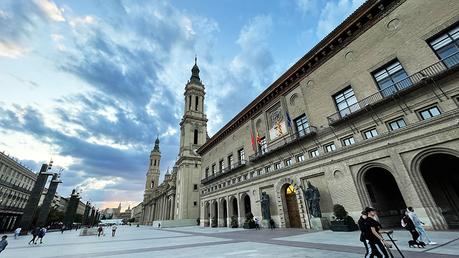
{"left": 382, "top": 230, "right": 405, "bottom": 258}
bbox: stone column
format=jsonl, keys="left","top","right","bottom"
{"left": 19, "top": 163, "right": 53, "bottom": 233}
{"left": 63, "top": 190, "right": 80, "bottom": 228}
{"left": 209, "top": 200, "right": 215, "bottom": 227}
{"left": 36, "top": 173, "right": 62, "bottom": 226}
{"left": 226, "top": 196, "right": 231, "bottom": 228}
{"left": 170, "top": 195, "right": 175, "bottom": 220}
{"left": 217, "top": 199, "right": 224, "bottom": 227}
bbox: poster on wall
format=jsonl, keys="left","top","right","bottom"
{"left": 268, "top": 105, "right": 287, "bottom": 141}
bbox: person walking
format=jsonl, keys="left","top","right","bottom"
{"left": 0, "top": 235, "right": 8, "bottom": 253}
{"left": 61, "top": 225, "right": 66, "bottom": 234}
{"left": 97, "top": 225, "right": 104, "bottom": 237}
{"left": 254, "top": 217, "right": 260, "bottom": 230}
{"left": 37, "top": 227, "right": 46, "bottom": 244}
{"left": 269, "top": 218, "right": 275, "bottom": 230}
{"left": 365, "top": 207, "right": 391, "bottom": 258}
{"left": 358, "top": 210, "right": 371, "bottom": 257}
{"left": 28, "top": 227, "right": 39, "bottom": 245}
{"left": 111, "top": 225, "right": 117, "bottom": 237}
{"left": 407, "top": 207, "right": 436, "bottom": 245}
{"left": 14, "top": 228, "right": 21, "bottom": 239}
{"left": 401, "top": 210, "right": 421, "bottom": 245}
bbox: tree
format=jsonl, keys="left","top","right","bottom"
{"left": 47, "top": 207, "right": 65, "bottom": 224}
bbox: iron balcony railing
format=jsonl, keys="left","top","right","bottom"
{"left": 327, "top": 52, "right": 459, "bottom": 125}
{"left": 201, "top": 160, "right": 247, "bottom": 184}
{"left": 249, "top": 126, "right": 318, "bottom": 162}
{"left": 0, "top": 205, "right": 24, "bottom": 213}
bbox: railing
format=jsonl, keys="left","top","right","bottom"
{"left": 0, "top": 205, "right": 24, "bottom": 213}
{"left": 201, "top": 160, "right": 247, "bottom": 184}
{"left": 327, "top": 52, "right": 459, "bottom": 125}
{"left": 249, "top": 126, "right": 318, "bottom": 162}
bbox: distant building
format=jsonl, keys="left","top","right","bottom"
{"left": 131, "top": 203, "right": 143, "bottom": 222}
{"left": 119, "top": 205, "right": 132, "bottom": 221}
{"left": 101, "top": 203, "right": 122, "bottom": 219}
{"left": 0, "top": 152, "right": 37, "bottom": 231}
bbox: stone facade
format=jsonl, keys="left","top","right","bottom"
{"left": 141, "top": 59, "right": 207, "bottom": 224}
{"left": 0, "top": 152, "right": 37, "bottom": 231}
{"left": 198, "top": 0, "right": 459, "bottom": 230}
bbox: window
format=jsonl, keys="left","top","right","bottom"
{"left": 195, "top": 96, "right": 199, "bottom": 111}
{"left": 324, "top": 143, "right": 336, "bottom": 153}
{"left": 188, "top": 95, "right": 192, "bottom": 110}
{"left": 284, "top": 158, "right": 292, "bottom": 167}
{"left": 211, "top": 164, "right": 216, "bottom": 175}
{"left": 193, "top": 201, "right": 197, "bottom": 206}
{"left": 259, "top": 137, "right": 268, "bottom": 154}
{"left": 219, "top": 160, "right": 225, "bottom": 172}
{"left": 419, "top": 106, "right": 441, "bottom": 120}
{"left": 238, "top": 148, "right": 245, "bottom": 162}
{"left": 274, "top": 162, "right": 281, "bottom": 170}
{"left": 265, "top": 165, "right": 272, "bottom": 173}
{"left": 372, "top": 60, "right": 410, "bottom": 97}
{"left": 296, "top": 153, "right": 305, "bottom": 162}
{"left": 388, "top": 118, "right": 406, "bottom": 131}
{"left": 334, "top": 87, "right": 359, "bottom": 117}
{"left": 363, "top": 128, "right": 378, "bottom": 139}
{"left": 428, "top": 24, "right": 459, "bottom": 67}
{"left": 341, "top": 136, "right": 355, "bottom": 146}
{"left": 193, "top": 184, "right": 198, "bottom": 191}
{"left": 193, "top": 129, "right": 198, "bottom": 144}
{"left": 294, "top": 115, "right": 309, "bottom": 137}
{"left": 227, "top": 155, "right": 233, "bottom": 169}
{"left": 308, "top": 148, "right": 320, "bottom": 158}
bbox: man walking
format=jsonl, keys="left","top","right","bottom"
{"left": 111, "top": 225, "right": 117, "bottom": 237}
{"left": 0, "top": 235, "right": 8, "bottom": 253}
{"left": 28, "top": 227, "right": 39, "bottom": 245}
{"left": 407, "top": 207, "right": 436, "bottom": 245}
{"left": 365, "top": 207, "right": 391, "bottom": 258}
{"left": 37, "top": 227, "right": 47, "bottom": 244}
{"left": 14, "top": 228, "right": 21, "bottom": 239}
{"left": 358, "top": 210, "right": 371, "bottom": 257}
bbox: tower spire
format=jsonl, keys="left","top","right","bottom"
{"left": 190, "top": 56, "right": 201, "bottom": 84}
{"left": 153, "top": 137, "right": 160, "bottom": 152}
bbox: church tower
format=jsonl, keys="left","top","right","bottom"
{"left": 144, "top": 137, "right": 161, "bottom": 200}
{"left": 175, "top": 58, "right": 207, "bottom": 219}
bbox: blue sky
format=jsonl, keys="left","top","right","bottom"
{"left": 0, "top": 0, "right": 363, "bottom": 210}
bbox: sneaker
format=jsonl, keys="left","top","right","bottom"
{"left": 429, "top": 242, "right": 437, "bottom": 245}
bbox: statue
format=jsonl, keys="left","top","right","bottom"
{"left": 260, "top": 192, "right": 271, "bottom": 220}
{"left": 302, "top": 181, "right": 322, "bottom": 218}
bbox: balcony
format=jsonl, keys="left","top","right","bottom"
{"left": 201, "top": 160, "right": 247, "bottom": 184}
{"left": 249, "top": 126, "right": 318, "bottom": 162}
{"left": 327, "top": 52, "right": 459, "bottom": 125}
{"left": 0, "top": 205, "right": 24, "bottom": 214}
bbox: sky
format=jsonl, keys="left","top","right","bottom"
{"left": 0, "top": 0, "right": 364, "bottom": 211}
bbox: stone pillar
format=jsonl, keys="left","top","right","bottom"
{"left": 226, "top": 196, "right": 231, "bottom": 228}
{"left": 19, "top": 163, "right": 53, "bottom": 233}
{"left": 36, "top": 173, "right": 62, "bottom": 226}
{"left": 63, "top": 190, "right": 80, "bottom": 228}
{"left": 82, "top": 202, "right": 91, "bottom": 226}
{"left": 170, "top": 195, "right": 175, "bottom": 220}
{"left": 88, "top": 207, "right": 95, "bottom": 226}
{"left": 209, "top": 200, "right": 215, "bottom": 227}
{"left": 217, "top": 199, "right": 224, "bottom": 227}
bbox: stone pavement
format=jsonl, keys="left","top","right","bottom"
{"left": 1, "top": 226, "right": 458, "bottom": 257}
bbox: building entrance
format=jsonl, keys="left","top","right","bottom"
{"left": 421, "top": 153, "right": 459, "bottom": 228}
{"left": 284, "top": 184, "right": 301, "bottom": 228}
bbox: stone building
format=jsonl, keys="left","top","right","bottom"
{"left": 198, "top": 0, "right": 459, "bottom": 230}
{"left": 101, "top": 203, "right": 121, "bottom": 219}
{"left": 131, "top": 203, "right": 143, "bottom": 222}
{"left": 142, "top": 59, "right": 207, "bottom": 225}
{"left": 0, "top": 152, "right": 37, "bottom": 231}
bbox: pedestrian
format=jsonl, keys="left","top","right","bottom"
{"left": 407, "top": 207, "right": 436, "bottom": 245}
{"left": 158, "top": 223, "right": 161, "bottom": 229}
{"left": 364, "top": 207, "right": 391, "bottom": 258}
{"left": 269, "top": 218, "right": 275, "bottom": 230}
{"left": 61, "top": 224, "right": 66, "bottom": 234}
{"left": 254, "top": 217, "right": 260, "bottom": 230}
{"left": 358, "top": 210, "right": 371, "bottom": 257}
{"left": 37, "top": 227, "right": 46, "bottom": 244}
{"left": 0, "top": 235, "right": 8, "bottom": 253}
{"left": 28, "top": 227, "right": 39, "bottom": 245}
{"left": 14, "top": 227, "right": 21, "bottom": 239}
{"left": 401, "top": 210, "right": 423, "bottom": 247}
{"left": 111, "top": 225, "right": 117, "bottom": 237}
{"left": 97, "top": 225, "right": 103, "bottom": 237}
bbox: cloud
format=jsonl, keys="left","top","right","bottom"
{"left": 296, "top": 0, "right": 317, "bottom": 14}
{"left": 316, "top": 0, "right": 365, "bottom": 38}
{"left": 78, "top": 177, "right": 122, "bottom": 191}
{"left": 34, "top": 0, "right": 65, "bottom": 22}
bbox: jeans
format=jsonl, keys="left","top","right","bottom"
{"left": 415, "top": 225, "right": 432, "bottom": 243}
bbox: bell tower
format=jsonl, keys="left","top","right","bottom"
{"left": 144, "top": 137, "right": 161, "bottom": 197}
{"left": 175, "top": 57, "right": 208, "bottom": 219}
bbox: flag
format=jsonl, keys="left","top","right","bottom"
{"left": 256, "top": 130, "right": 262, "bottom": 144}
{"left": 250, "top": 128, "right": 256, "bottom": 151}
{"left": 286, "top": 111, "right": 292, "bottom": 128}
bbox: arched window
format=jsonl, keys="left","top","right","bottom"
{"left": 194, "top": 129, "right": 198, "bottom": 144}
{"left": 151, "top": 180, "right": 155, "bottom": 188}
{"left": 188, "top": 95, "right": 192, "bottom": 110}
{"left": 154, "top": 159, "right": 156, "bottom": 166}
{"left": 195, "top": 96, "right": 199, "bottom": 110}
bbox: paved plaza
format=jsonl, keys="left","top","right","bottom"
{"left": 1, "top": 226, "right": 458, "bottom": 258}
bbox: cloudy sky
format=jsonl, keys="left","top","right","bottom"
{"left": 0, "top": 0, "right": 363, "bottom": 210}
